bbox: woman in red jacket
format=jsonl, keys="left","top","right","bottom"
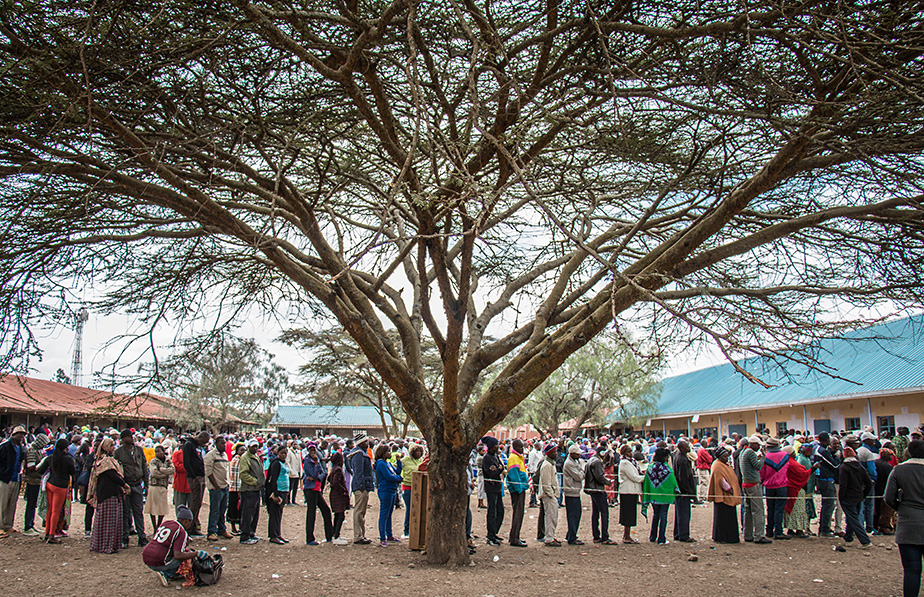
{"left": 172, "top": 447, "right": 190, "bottom": 509}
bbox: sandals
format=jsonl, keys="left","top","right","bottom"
{"left": 624, "top": 538, "right": 640, "bottom": 544}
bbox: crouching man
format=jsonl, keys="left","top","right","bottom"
{"left": 142, "top": 505, "right": 207, "bottom": 587}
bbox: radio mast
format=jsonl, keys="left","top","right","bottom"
{"left": 71, "top": 307, "right": 89, "bottom": 386}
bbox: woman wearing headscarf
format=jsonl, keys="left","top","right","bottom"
{"left": 707, "top": 445, "right": 741, "bottom": 543}
{"left": 642, "top": 447, "right": 677, "bottom": 545}
{"left": 36, "top": 438, "right": 77, "bottom": 543}
{"left": 782, "top": 445, "right": 812, "bottom": 538}
{"left": 88, "top": 437, "right": 130, "bottom": 553}
{"left": 144, "top": 444, "right": 174, "bottom": 532}
{"left": 328, "top": 451, "right": 350, "bottom": 545}
{"left": 618, "top": 443, "right": 644, "bottom": 544}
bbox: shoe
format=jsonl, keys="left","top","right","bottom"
{"left": 207, "top": 534, "right": 219, "bottom": 542}
{"left": 230, "top": 529, "right": 241, "bottom": 536}
{"left": 536, "top": 537, "right": 545, "bottom": 543}
{"left": 379, "top": 540, "right": 389, "bottom": 547}
{"left": 510, "top": 540, "right": 528, "bottom": 547}
{"left": 568, "top": 540, "right": 585, "bottom": 546}
{"left": 657, "top": 540, "right": 670, "bottom": 545}
{"left": 84, "top": 531, "right": 91, "bottom": 538}
{"left": 241, "top": 538, "right": 259, "bottom": 545}
{"left": 859, "top": 542, "right": 872, "bottom": 550}
{"left": 601, "top": 539, "right": 618, "bottom": 545}
{"left": 121, "top": 541, "right": 130, "bottom": 549}
{"left": 0, "top": 531, "right": 9, "bottom": 539}
{"left": 22, "top": 528, "right": 40, "bottom": 537}
{"left": 882, "top": 530, "right": 895, "bottom": 536}
{"left": 332, "top": 538, "right": 349, "bottom": 545}
{"left": 623, "top": 538, "right": 640, "bottom": 544}
{"left": 157, "top": 571, "right": 170, "bottom": 587}
{"left": 190, "top": 533, "right": 206, "bottom": 539}
{"left": 819, "top": 531, "right": 835, "bottom": 537}
{"left": 486, "top": 538, "right": 500, "bottom": 546}
{"left": 306, "top": 540, "right": 320, "bottom": 546}
{"left": 593, "top": 538, "right": 603, "bottom": 543}
{"left": 387, "top": 537, "right": 401, "bottom": 543}
{"left": 744, "top": 538, "right": 754, "bottom": 542}
{"left": 401, "top": 534, "right": 409, "bottom": 540}
{"left": 280, "top": 537, "right": 290, "bottom": 543}
{"left": 835, "top": 531, "right": 846, "bottom": 538}
{"left": 754, "top": 537, "right": 773, "bottom": 544}
{"left": 773, "top": 534, "right": 791, "bottom": 540}
{"left": 219, "top": 532, "right": 234, "bottom": 539}
{"left": 834, "top": 545, "right": 847, "bottom": 552}
{"left": 44, "top": 536, "right": 62, "bottom": 544}
{"left": 354, "top": 538, "right": 372, "bottom": 545}
{"left": 138, "top": 537, "right": 149, "bottom": 547}
{"left": 270, "top": 537, "right": 285, "bottom": 545}
{"left": 679, "top": 538, "right": 697, "bottom": 543}
{"left": 794, "top": 531, "right": 808, "bottom": 539}
{"left": 871, "top": 530, "right": 883, "bottom": 536}
{"left": 545, "top": 539, "right": 562, "bottom": 546}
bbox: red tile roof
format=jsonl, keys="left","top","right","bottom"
{"left": 1, "top": 374, "right": 192, "bottom": 423}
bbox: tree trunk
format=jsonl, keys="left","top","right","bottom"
{"left": 425, "top": 442, "right": 472, "bottom": 565}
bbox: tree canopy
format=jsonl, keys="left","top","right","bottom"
{"left": 2, "top": 0, "right": 924, "bottom": 563}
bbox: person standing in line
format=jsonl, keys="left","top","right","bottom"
{"left": 400, "top": 444, "right": 424, "bottom": 539}
{"left": 562, "top": 443, "right": 586, "bottom": 545}
{"left": 303, "top": 441, "right": 334, "bottom": 545}
{"left": 182, "top": 431, "right": 210, "bottom": 537}
{"left": 506, "top": 438, "right": 529, "bottom": 547}
{"left": 114, "top": 429, "right": 149, "bottom": 547}
{"left": 642, "top": 447, "right": 677, "bottom": 545}
{"left": 22, "top": 433, "right": 50, "bottom": 536}
{"left": 874, "top": 448, "right": 897, "bottom": 535}
{"left": 265, "top": 444, "right": 290, "bottom": 545}
{"left": 373, "top": 443, "right": 402, "bottom": 547}
{"left": 708, "top": 445, "right": 741, "bottom": 543}
{"left": 539, "top": 442, "right": 561, "bottom": 546}
{"left": 285, "top": 439, "right": 302, "bottom": 506}
{"left": 838, "top": 446, "right": 873, "bottom": 550}
{"left": 144, "top": 444, "right": 174, "bottom": 534}
{"left": 481, "top": 436, "right": 505, "bottom": 545}
{"left": 813, "top": 432, "right": 840, "bottom": 537}
{"left": 618, "top": 443, "right": 644, "bottom": 544}
{"left": 36, "top": 438, "right": 77, "bottom": 544}
{"left": 672, "top": 440, "right": 697, "bottom": 543}
{"left": 328, "top": 451, "right": 351, "bottom": 545}
{"left": 475, "top": 444, "right": 487, "bottom": 510}
{"left": 695, "top": 443, "right": 713, "bottom": 503}
{"left": 527, "top": 441, "right": 543, "bottom": 507}
{"left": 226, "top": 443, "right": 246, "bottom": 536}
{"left": 760, "top": 436, "right": 791, "bottom": 541}
{"left": 171, "top": 442, "right": 190, "bottom": 510}
{"left": 884, "top": 439, "right": 924, "bottom": 597}
{"left": 0, "top": 426, "right": 28, "bottom": 538}
{"left": 237, "top": 440, "right": 265, "bottom": 545}
{"left": 348, "top": 434, "right": 375, "bottom": 545}
{"left": 585, "top": 443, "right": 615, "bottom": 544}
{"left": 88, "top": 437, "right": 129, "bottom": 554}
{"left": 204, "top": 435, "right": 231, "bottom": 542}
{"left": 857, "top": 431, "right": 879, "bottom": 532}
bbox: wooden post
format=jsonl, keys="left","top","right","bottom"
{"left": 408, "top": 470, "right": 429, "bottom": 551}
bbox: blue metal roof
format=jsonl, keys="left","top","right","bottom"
{"left": 653, "top": 315, "right": 924, "bottom": 417}
{"left": 272, "top": 404, "right": 392, "bottom": 427}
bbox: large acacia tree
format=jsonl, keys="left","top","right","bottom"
{"left": 2, "top": 0, "right": 924, "bottom": 564}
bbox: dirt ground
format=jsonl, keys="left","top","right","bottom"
{"left": 0, "top": 492, "right": 904, "bottom": 596}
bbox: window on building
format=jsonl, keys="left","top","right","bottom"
{"left": 776, "top": 421, "right": 788, "bottom": 436}
{"left": 694, "top": 427, "right": 718, "bottom": 440}
{"left": 878, "top": 415, "right": 896, "bottom": 437}
{"left": 844, "top": 417, "right": 861, "bottom": 432}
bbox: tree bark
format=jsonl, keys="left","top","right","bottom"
{"left": 425, "top": 442, "right": 471, "bottom": 566}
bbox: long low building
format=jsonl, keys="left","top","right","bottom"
{"left": 643, "top": 315, "right": 924, "bottom": 439}
{"left": 0, "top": 374, "right": 247, "bottom": 432}
{"left": 272, "top": 404, "right": 395, "bottom": 438}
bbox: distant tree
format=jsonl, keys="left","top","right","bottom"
{"left": 148, "top": 333, "right": 288, "bottom": 431}
{"left": 280, "top": 328, "right": 441, "bottom": 438}
{"left": 507, "top": 333, "right": 661, "bottom": 437}
{"left": 52, "top": 368, "right": 71, "bottom": 385}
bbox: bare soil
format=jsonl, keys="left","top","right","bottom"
{"left": 0, "top": 493, "right": 903, "bottom": 596}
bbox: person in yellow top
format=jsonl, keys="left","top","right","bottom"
{"left": 399, "top": 444, "right": 424, "bottom": 539}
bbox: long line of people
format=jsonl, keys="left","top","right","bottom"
{"left": 0, "top": 423, "right": 922, "bottom": 595}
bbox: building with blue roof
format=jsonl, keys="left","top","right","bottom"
{"left": 271, "top": 404, "right": 394, "bottom": 438}
{"left": 642, "top": 315, "right": 924, "bottom": 439}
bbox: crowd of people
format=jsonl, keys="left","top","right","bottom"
{"left": 0, "top": 422, "right": 922, "bottom": 594}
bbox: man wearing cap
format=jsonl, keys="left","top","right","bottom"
{"left": 481, "top": 436, "right": 505, "bottom": 546}
{"left": 539, "top": 442, "right": 562, "bottom": 546}
{"left": 857, "top": 432, "right": 879, "bottom": 532}
{"left": 115, "top": 428, "right": 150, "bottom": 547}
{"left": 760, "top": 436, "right": 791, "bottom": 540}
{"left": 0, "top": 426, "right": 27, "bottom": 537}
{"left": 739, "top": 435, "right": 771, "bottom": 543}
{"left": 562, "top": 443, "right": 586, "bottom": 545}
{"left": 142, "top": 505, "right": 209, "bottom": 587}
{"left": 237, "top": 439, "right": 265, "bottom": 544}
{"left": 348, "top": 433, "right": 375, "bottom": 545}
